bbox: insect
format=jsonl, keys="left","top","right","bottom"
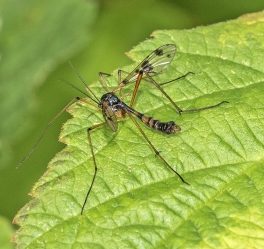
{"left": 18, "top": 44, "right": 228, "bottom": 214}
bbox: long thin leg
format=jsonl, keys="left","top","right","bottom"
{"left": 117, "top": 70, "right": 149, "bottom": 108}
{"left": 145, "top": 72, "right": 228, "bottom": 114}
{"left": 81, "top": 121, "right": 107, "bottom": 215}
{"left": 159, "top": 72, "right": 195, "bottom": 86}
{"left": 113, "top": 69, "right": 142, "bottom": 103}
{"left": 117, "top": 70, "right": 131, "bottom": 102}
{"left": 179, "top": 101, "right": 229, "bottom": 113}
{"left": 17, "top": 96, "right": 102, "bottom": 169}
{"left": 114, "top": 69, "right": 132, "bottom": 90}
{"left": 99, "top": 72, "right": 112, "bottom": 92}
{"left": 145, "top": 72, "right": 183, "bottom": 113}
{"left": 115, "top": 68, "right": 227, "bottom": 114}
{"left": 158, "top": 72, "right": 229, "bottom": 113}
{"left": 126, "top": 112, "right": 189, "bottom": 185}
{"left": 129, "top": 72, "right": 143, "bottom": 108}
{"left": 17, "top": 98, "right": 78, "bottom": 168}
{"left": 117, "top": 69, "right": 130, "bottom": 83}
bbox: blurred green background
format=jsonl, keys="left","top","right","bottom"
{"left": 1, "top": 0, "right": 264, "bottom": 247}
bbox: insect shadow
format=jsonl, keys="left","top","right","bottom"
{"left": 18, "top": 44, "right": 228, "bottom": 214}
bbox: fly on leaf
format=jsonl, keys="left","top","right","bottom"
{"left": 18, "top": 44, "right": 228, "bottom": 214}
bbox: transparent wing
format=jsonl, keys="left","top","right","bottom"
{"left": 102, "top": 101, "right": 118, "bottom": 132}
{"left": 122, "top": 44, "right": 176, "bottom": 84}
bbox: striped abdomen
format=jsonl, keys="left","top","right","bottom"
{"left": 120, "top": 101, "right": 181, "bottom": 134}
{"left": 139, "top": 114, "right": 180, "bottom": 134}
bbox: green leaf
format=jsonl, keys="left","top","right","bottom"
{"left": 0, "top": 216, "right": 15, "bottom": 249}
{"left": 0, "top": 0, "right": 98, "bottom": 168}
{"left": 13, "top": 12, "right": 264, "bottom": 248}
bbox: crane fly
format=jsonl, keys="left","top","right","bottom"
{"left": 18, "top": 44, "right": 228, "bottom": 214}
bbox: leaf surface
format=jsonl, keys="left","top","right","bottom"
{"left": 14, "top": 12, "right": 264, "bottom": 249}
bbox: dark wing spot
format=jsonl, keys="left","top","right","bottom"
{"left": 155, "top": 48, "right": 163, "bottom": 56}
{"left": 141, "top": 60, "right": 149, "bottom": 68}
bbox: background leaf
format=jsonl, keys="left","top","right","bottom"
{"left": 0, "top": 216, "right": 15, "bottom": 249}
{"left": 0, "top": 0, "right": 97, "bottom": 168}
{"left": 13, "top": 12, "right": 264, "bottom": 248}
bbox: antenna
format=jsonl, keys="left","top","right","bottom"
{"left": 69, "top": 62, "right": 100, "bottom": 103}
